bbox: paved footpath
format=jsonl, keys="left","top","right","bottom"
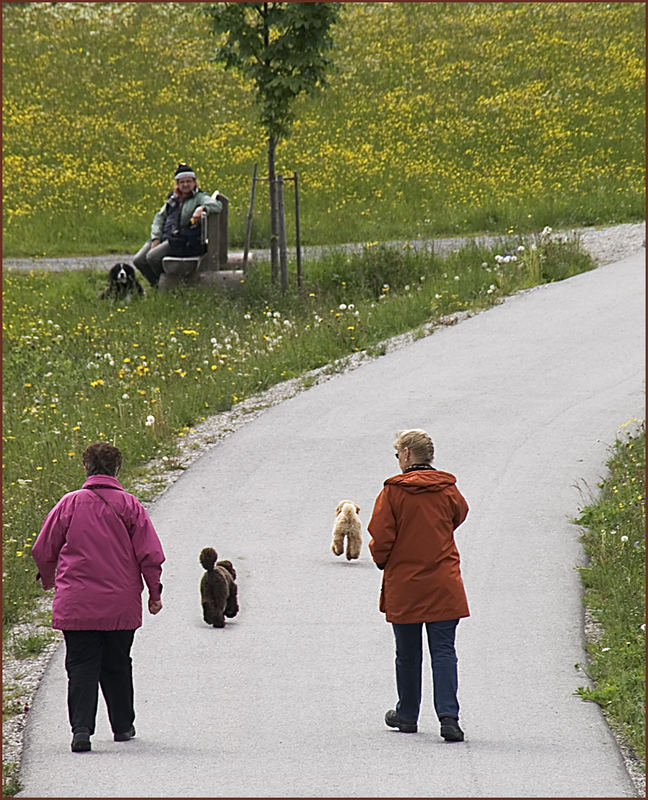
{"left": 18, "top": 250, "right": 644, "bottom": 797}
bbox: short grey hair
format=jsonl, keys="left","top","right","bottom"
{"left": 393, "top": 429, "right": 434, "bottom": 463}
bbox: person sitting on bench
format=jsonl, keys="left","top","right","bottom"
{"left": 134, "top": 162, "right": 222, "bottom": 287}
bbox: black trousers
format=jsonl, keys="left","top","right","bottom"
{"left": 63, "top": 630, "right": 135, "bottom": 735}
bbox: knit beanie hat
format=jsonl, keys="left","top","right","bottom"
{"left": 174, "top": 162, "right": 196, "bottom": 181}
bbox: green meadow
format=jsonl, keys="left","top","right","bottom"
{"left": 2, "top": 2, "right": 645, "bottom": 257}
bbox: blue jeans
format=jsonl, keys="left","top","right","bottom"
{"left": 392, "top": 619, "right": 460, "bottom": 723}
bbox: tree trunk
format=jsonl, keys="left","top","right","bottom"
{"left": 267, "top": 134, "right": 279, "bottom": 282}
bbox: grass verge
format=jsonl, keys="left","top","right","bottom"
{"left": 2, "top": 763, "right": 21, "bottom": 798}
{"left": 575, "top": 420, "right": 646, "bottom": 768}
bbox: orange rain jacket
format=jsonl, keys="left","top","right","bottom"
{"left": 368, "top": 468, "right": 469, "bottom": 624}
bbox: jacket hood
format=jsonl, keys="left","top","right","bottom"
{"left": 384, "top": 469, "right": 457, "bottom": 493}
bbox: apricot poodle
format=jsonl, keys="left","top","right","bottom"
{"left": 331, "top": 500, "right": 362, "bottom": 560}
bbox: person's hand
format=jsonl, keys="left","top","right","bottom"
{"left": 148, "top": 598, "right": 162, "bottom": 615}
{"left": 151, "top": 238, "right": 161, "bottom": 249}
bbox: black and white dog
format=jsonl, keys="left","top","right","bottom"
{"left": 99, "top": 263, "right": 144, "bottom": 300}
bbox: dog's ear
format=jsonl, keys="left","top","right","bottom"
{"left": 355, "top": 504, "right": 360, "bottom": 514}
{"left": 335, "top": 501, "right": 343, "bottom": 515}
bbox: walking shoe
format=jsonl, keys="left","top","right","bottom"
{"left": 385, "top": 709, "right": 417, "bottom": 733}
{"left": 439, "top": 716, "right": 464, "bottom": 741}
{"left": 71, "top": 728, "right": 91, "bottom": 752}
{"left": 113, "top": 726, "right": 136, "bottom": 742}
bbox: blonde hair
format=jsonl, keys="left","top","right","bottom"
{"left": 393, "top": 429, "right": 434, "bottom": 463}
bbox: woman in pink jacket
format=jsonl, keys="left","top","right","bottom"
{"left": 32, "top": 442, "right": 165, "bottom": 753}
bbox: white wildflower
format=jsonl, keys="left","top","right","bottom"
{"left": 145, "top": 415, "right": 155, "bottom": 427}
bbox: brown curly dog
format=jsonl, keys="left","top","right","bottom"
{"left": 199, "top": 547, "right": 239, "bottom": 628}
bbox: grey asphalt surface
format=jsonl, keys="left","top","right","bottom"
{"left": 18, "top": 250, "right": 645, "bottom": 798}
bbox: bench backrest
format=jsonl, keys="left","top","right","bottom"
{"left": 202, "top": 193, "right": 228, "bottom": 270}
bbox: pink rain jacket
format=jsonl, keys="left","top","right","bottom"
{"left": 32, "top": 474, "right": 165, "bottom": 630}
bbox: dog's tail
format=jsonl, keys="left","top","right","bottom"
{"left": 216, "top": 559, "right": 236, "bottom": 580}
{"left": 199, "top": 547, "right": 218, "bottom": 571}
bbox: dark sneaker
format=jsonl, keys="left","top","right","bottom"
{"left": 71, "top": 728, "right": 91, "bottom": 752}
{"left": 440, "top": 716, "right": 464, "bottom": 741}
{"left": 385, "top": 709, "right": 417, "bottom": 733}
{"left": 113, "top": 726, "right": 136, "bottom": 742}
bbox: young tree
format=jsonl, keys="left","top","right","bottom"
{"left": 202, "top": 2, "right": 340, "bottom": 279}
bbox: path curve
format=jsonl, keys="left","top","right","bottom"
{"left": 18, "top": 249, "right": 645, "bottom": 797}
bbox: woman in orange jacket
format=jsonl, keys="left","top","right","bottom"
{"left": 368, "top": 429, "right": 469, "bottom": 741}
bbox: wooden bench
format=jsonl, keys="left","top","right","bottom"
{"left": 159, "top": 193, "right": 249, "bottom": 291}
